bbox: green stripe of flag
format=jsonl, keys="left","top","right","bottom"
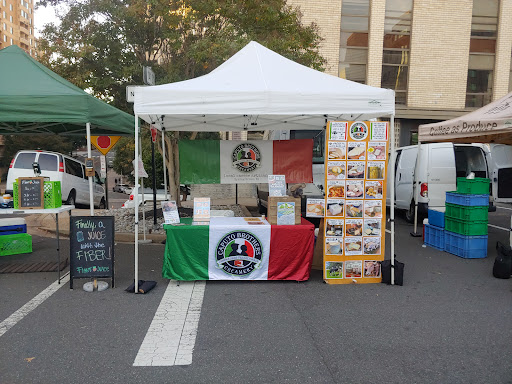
{"left": 179, "top": 140, "right": 221, "bottom": 184}
{"left": 162, "top": 219, "right": 209, "bottom": 280}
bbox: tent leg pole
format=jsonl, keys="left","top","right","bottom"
{"left": 86, "top": 123, "right": 94, "bottom": 217}
{"left": 162, "top": 128, "right": 168, "bottom": 201}
{"left": 411, "top": 141, "right": 422, "bottom": 237}
{"left": 140, "top": 135, "right": 148, "bottom": 242}
{"left": 390, "top": 115, "right": 396, "bottom": 286}
{"left": 134, "top": 116, "right": 140, "bottom": 293}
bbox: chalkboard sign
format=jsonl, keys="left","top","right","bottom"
{"left": 69, "top": 216, "right": 115, "bottom": 289}
{"left": 18, "top": 177, "right": 44, "bottom": 209}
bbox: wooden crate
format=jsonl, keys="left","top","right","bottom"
{"left": 267, "top": 196, "right": 301, "bottom": 225}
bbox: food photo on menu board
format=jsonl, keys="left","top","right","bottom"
{"left": 326, "top": 199, "right": 344, "bottom": 217}
{"left": 363, "top": 219, "right": 381, "bottom": 236}
{"left": 325, "top": 219, "right": 344, "bottom": 237}
{"left": 364, "top": 261, "right": 381, "bottom": 278}
{"left": 325, "top": 261, "right": 344, "bottom": 279}
{"left": 363, "top": 237, "right": 381, "bottom": 255}
{"left": 327, "top": 180, "right": 345, "bottom": 198}
{"left": 367, "top": 142, "right": 387, "bottom": 160}
{"left": 345, "top": 218, "right": 363, "bottom": 237}
{"left": 327, "top": 142, "right": 346, "bottom": 160}
{"left": 364, "top": 200, "right": 383, "bottom": 218}
{"left": 346, "top": 180, "right": 364, "bottom": 198}
{"left": 345, "top": 260, "right": 362, "bottom": 278}
{"left": 346, "top": 200, "right": 363, "bottom": 218}
{"left": 367, "top": 161, "right": 385, "bottom": 180}
{"left": 347, "top": 142, "right": 366, "bottom": 160}
{"left": 345, "top": 237, "right": 362, "bottom": 255}
{"left": 347, "top": 161, "right": 365, "bottom": 179}
{"left": 327, "top": 161, "right": 346, "bottom": 179}
{"left": 325, "top": 236, "right": 343, "bottom": 255}
{"left": 365, "top": 181, "right": 383, "bottom": 199}
{"left": 306, "top": 199, "right": 325, "bottom": 217}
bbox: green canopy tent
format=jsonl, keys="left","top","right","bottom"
{"left": 0, "top": 45, "right": 135, "bottom": 214}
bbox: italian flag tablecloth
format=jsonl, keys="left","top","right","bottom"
{"left": 163, "top": 217, "right": 315, "bottom": 281}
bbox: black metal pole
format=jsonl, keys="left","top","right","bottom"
{"left": 152, "top": 140, "right": 157, "bottom": 225}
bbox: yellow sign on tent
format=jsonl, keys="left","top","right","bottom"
{"left": 90, "top": 136, "right": 121, "bottom": 155}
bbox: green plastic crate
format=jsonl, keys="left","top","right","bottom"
{"left": 445, "top": 217, "right": 488, "bottom": 236}
{"left": 456, "top": 177, "right": 490, "bottom": 195}
{"left": 0, "top": 233, "right": 32, "bottom": 256}
{"left": 13, "top": 181, "right": 62, "bottom": 209}
{"left": 445, "top": 203, "right": 488, "bottom": 221}
{"left": 44, "top": 181, "right": 62, "bottom": 208}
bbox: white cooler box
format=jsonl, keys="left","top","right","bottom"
{"left": 0, "top": 218, "right": 27, "bottom": 235}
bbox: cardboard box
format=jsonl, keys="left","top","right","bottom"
{"left": 267, "top": 196, "right": 301, "bottom": 225}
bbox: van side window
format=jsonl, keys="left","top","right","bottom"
{"left": 65, "top": 159, "right": 83, "bottom": 177}
{"left": 13, "top": 152, "right": 36, "bottom": 169}
{"left": 38, "top": 153, "right": 58, "bottom": 171}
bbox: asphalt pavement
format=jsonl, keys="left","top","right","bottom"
{"left": 0, "top": 211, "right": 511, "bottom": 383}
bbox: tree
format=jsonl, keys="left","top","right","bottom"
{"left": 38, "top": 0, "right": 325, "bottom": 200}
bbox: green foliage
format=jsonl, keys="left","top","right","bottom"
{"left": 38, "top": 0, "right": 325, "bottom": 110}
{"left": 112, "top": 136, "right": 135, "bottom": 183}
{"left": 0, "top": 135, "right": 84, "bottom": 168}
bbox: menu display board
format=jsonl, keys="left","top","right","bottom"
{"left": 69, "top": 216, "right": 115, "bottom": 289}
{"left": 18, "top": 177, "right": 44, "bottom": 209}
{"left": 323, "top": 121, "right": 389, "bottom": 284}
{"left": 194, "top": 197, "right": 211, "bottom": 221}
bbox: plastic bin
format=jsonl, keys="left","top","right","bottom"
{"left": 0, "top": 233, "right": 32, "bottom": 256}
{"left": 13, "top": 181, "right": 62, "bottom": 209}
{"left": 428, "top": 209, "right": 445, "bottom": 228}
{"left": 456, "top": 177, "right": 490, "bottom": 195}
{"left": 445, "top": 217, "right": 488, "bottom": 236}
{"left": 424, "top": 224, "right": 445, "bottom": 251}
{"left": 444, "top": 231, "right": 487, "bottom": 259}
{"left": 445, "top": 192, "right": 489, "bottom": 207}
{"left": 445, "top": 203, "right": 488, "bottom": 221}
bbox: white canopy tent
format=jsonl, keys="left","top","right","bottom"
{"left": 132, "top": 41, "right": 396, "bottom": 290}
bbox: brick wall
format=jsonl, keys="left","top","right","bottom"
{"left": 493, "top": 0, "right": 512, "bottom": 100}
{"left": 367, "top": 0, "right": 385, "bottom": 87}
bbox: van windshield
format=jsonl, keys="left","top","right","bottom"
{"left": 13, "top": 152, "right": 36, "bottom": 169}
{"left": 38, "top": 153, "right": 58, "bottom": 171}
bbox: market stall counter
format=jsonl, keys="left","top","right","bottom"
{"left": 163, "top": 217, "right": 315, "bottom": 281}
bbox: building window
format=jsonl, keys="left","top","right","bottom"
{"left": 339, "top": 0, "right": 369, "bottom": 84}
{"left": 10, "top": 38, "right": 13, "bottom": 45}
{"left": 381, "top": 0, "right": 412, "bottom": 105}
{"left": 466, "top": 0, "right": 498, "bottom": 108}
{"left": 3, "top": 35, "right": 6, "bottom": 42}
{"left": 9, "top": 4, "right": 12, "bottom": 11}
{"left": 3, "top": 23, "right": 5, "bottom": 31}
{"left": 10, "top": 27, "right": 12, "bottom": 34}
{"left": 9, "top": 16, "right": 12, "bottom": 22}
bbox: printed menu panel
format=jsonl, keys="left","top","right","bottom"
{"left": 323, "top": 121, "right": 389, "bottom": 284}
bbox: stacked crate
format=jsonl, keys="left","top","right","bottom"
{"left": 444, "top": 178, "right": 489, "bottom": 258}
{"left": 13, "top": 181, "right": 62, "bottom": 209}
{"left": 424, "top": 209, "right": 445, "bottom": 251}
{"left": 0, "top": 218, "right": 32, "bottom": 256}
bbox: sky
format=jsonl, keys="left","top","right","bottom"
{"left": 34, "top": 2, "right": 60, "bottom": 37}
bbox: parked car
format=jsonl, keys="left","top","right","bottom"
{"left": 113, "top": 183, "right": 130, "bottom": 194}
{"left": 6, "top": 150, "right": 106, "bottom": 208}
{"left": 386, "top": 143, "right": 512, "bottom": 222}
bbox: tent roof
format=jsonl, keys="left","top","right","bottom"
{"left": 0, "top": 45, "right": 134, "bottom": 136}
{"left": 134, "top": 41, "right": 395, "bottom": 131}
{"left": 418, "top": 92, "right": 512, "bottom": 144}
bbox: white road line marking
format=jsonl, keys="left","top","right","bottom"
{"left": 133, "top": 280, "right": 205, "bottom": 366}
{"left": 488, "top": 224, "right": 509, "bottom": 231}
{"left": 0, "top": 272, "right": 70, "bottom": 338}
{"left": 496, "top": 205, "right": 512, "bottom": 211}
{"left": 385, "top": 229, "right": 391, "bottom": 234}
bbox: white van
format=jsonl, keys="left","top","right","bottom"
{"left": 6, "top": 150, "right": 106, "bottom": 208}
{"left": 387, "top": 143, "right": 512, "bottom": 221}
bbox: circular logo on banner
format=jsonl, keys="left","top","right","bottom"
{"left": 232, "top": 144, "right": 261, "bottom": 172}
{"left": 215, "top": 231, "right": 263, "bottom": 276}
{"left": 349, "top": 122, "right": 369, "bottom": 141}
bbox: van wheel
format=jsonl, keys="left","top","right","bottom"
{"left": 405, "top": 201, "right": 415, "bottom": 223}
{"left": 99, "top": 198, "right": 106, "bottom": 210}
{"left": 66, "top": 191, "right": 76, "bottom": 207}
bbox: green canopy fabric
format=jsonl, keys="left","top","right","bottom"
{"left": 0, "top": 45, "right": 134, "bottom": 136}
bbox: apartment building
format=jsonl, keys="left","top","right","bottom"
{"left": 0, "top": 0, "right": 35, "bottom": 56}
{"left": 289, "top": 0, "right": 512, "bottom": 146}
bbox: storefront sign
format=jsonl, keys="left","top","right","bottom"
{"left": 323, "top": 121, "right": 389, "bottom": 284}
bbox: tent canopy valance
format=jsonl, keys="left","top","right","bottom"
{"left": 0, "top": 45, "right": 134, "bottom": 136}
{"left": 418, "top": 92, "right": 512, "bottom": 144}
{"left": 133, "top": 41, "right": 395, "bottom": 131}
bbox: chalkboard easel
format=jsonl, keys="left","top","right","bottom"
{"left": 69, "top": 216, "right": 115, "bottom": 289}
{"left": 18, "top": 177, "right": 45, "bottom": 209}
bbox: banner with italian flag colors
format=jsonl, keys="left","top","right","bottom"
{"left": 179, "top": 139, "right": 313, "bottom": 184}
{"left": 162, "top": 217, "right": 315, "bottom": 281}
